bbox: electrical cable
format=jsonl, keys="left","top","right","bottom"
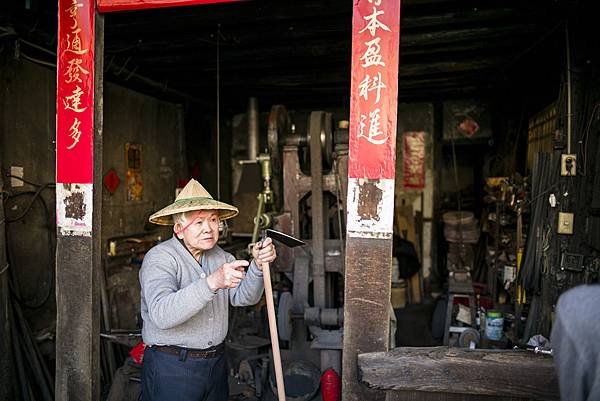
{"left": 3, "top": 185, "right": 55, "bottom": 309}
{"left": 19, "top": 52, "right": 56, "bottom": 69}
{"left": 4, "top": 184, "right": 53, "bottom": 223}
{"left": 579, "top": 103, "right": 600, "bottom": 177}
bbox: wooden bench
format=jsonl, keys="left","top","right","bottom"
{"left": 358, "top": 347, "right": 559, "bottom": 401}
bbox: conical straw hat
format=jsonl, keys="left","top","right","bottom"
{"left": 149, "top": 179, "right": 238, "bottom": 225}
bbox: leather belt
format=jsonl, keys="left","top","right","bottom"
{"left": 153, "top": 343, "right": 224, "bottom": 359}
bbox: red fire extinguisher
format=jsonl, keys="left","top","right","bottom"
{"left": 321, "top": 368, "right": 341, "bottom": 401}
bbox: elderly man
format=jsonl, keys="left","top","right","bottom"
{"left": 139, "top": 179, "right": 276, "bottom": 401}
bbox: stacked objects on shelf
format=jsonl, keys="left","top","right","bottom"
{"left": 443, "top": 211, "right": 480, "bottom": 289}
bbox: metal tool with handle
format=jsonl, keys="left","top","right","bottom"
{"left": 259, "top": 229, "right": 305, "bottom": 401}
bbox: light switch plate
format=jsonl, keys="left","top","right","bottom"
{"left": 558, "top": 212, "right": 574, "bottom": 235}
{"left": 561, "top": 154, "right": 577, "bottom": 176}
{"left": 10, "top": 166, "right": 24, "bottom": 187}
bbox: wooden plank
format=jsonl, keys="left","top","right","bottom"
{"left": 342, "top": 238, "right": 393, "bottom": 401}
{"left": 358, "top": 347, "right": 559, "bottom": 401}
{"left": 387, "top": 391, "right": 530, "bottom": 401}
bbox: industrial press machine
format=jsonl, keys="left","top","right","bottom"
{"left": 230, "top": 99, "right": 349, "bottom": 375}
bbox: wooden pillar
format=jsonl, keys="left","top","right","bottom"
{"left": 342, "top": 1, "right": 401, "bottom": 400}
{"left": 55, "top": 1, "right": 103, "bottom": 399}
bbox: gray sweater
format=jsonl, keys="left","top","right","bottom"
{"left": 140, "top": 236, "right": 264, "bottom": 349}
{"left": 552, "top": 285, "right": 600, "bottom": 401}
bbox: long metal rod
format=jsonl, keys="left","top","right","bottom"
{"left": 248, "top": 97, "right": 259, "bottom": 161}
{"left": 566, "top": 23, "right": 572, "bottom": 155}
{"left": 216, "top": 24, "right": 221, "bottom": 199}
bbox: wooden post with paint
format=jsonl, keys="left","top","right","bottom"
{"left": 342, "top": 1, "right": 401, "bottom": 400}
{"left": 55, "top": 1, "right": 103, "bottom": 399}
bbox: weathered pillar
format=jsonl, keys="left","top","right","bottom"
{"left": 55, "top": 1, "right": 103, "bottom": 400}
{"left": 342, "top": 1, "right": 401, "bottom": 400}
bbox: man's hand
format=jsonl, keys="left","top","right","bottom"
{"left": 252, "top": 237, "right": 277, "bottom": 270}
{"left": 207, "top": 260, "right": 249, "bottom": 292}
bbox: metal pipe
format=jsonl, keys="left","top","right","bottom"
{"left": 216, "top": 24, "right": 221, "bottom": 199}
{"left": 566, "top": 23, "right": 572, "bottom": 155}
{"left": 248, "top": 97, "right": 259, "bottom": 161}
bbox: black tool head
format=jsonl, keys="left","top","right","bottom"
{"left": 264, "top": 229, "right": 305, "bottom": 248}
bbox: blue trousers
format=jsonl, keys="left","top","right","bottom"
{"left": 141, "top": 347, "right": 228, "bottom": 401}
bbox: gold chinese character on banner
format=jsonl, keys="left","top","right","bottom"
{"left": 63, "top": 85, "right": 87, "bottom": 112}
{"left": 67, "top": 117, "right": 82, "bottom": 150}
{"left": 64, "top": 58, "right": 89, "bottom": 83}
{"left": 359, "top": 7, "right": 391, "bottom": 37}
{"left": 358, "top": 108, "right": 388, "bottom": 145}
{"left": 66, "top": 28, "right": 89, "bottom": 55}
{"left": 361, "top": 37, "right": 385, "bottom": 68}
{"left": 359, "top": 72, "right": 387, "bottom": 103}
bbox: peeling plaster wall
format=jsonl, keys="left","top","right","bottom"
{"left": 0, "top": 56, "right": 184, "bottom": 332}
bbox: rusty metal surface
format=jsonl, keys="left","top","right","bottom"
{"left": 282, "top": 145, "right": 347, "bottom": 240}
{"left": 342, "top": 237, "right": 392, "bottom": 401}
{"left": 272, "top": 212, "right": 294, "bottom": 272}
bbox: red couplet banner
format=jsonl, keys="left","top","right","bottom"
{"left": 348, "top": 0, "right": 401, "bottom": 180}
{"left": 56, "top": 0, "right": 95, "bottom": 184}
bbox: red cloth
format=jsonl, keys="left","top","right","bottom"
{"left": 129, "top": 341, "right": 145, "bottom": 365}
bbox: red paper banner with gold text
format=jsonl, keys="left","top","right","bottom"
{"left": 348, "top": 0, "right": 400, "bottom": 180}
{"left": 403, "top": 131, "right": 426, "bottom": 189}
{"left": 56, "top": 0, "right": 95, "bottom": 184}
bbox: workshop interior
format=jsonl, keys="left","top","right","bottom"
{"left": 1, "top": 0, "right": 599, "bottom": 400}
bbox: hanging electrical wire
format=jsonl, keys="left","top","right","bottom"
{"left": 2, "top": 174, "right": 55, "bottom": 309}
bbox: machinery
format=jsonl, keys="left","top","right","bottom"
{"left": 230, "top": 100, "right": 349, "bottom": 377}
